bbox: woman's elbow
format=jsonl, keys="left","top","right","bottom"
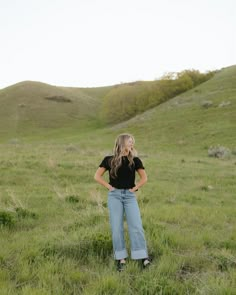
{"left": 142, "top": 175, "right": 148, "bottom": 183}
{"left": 94, "top": 173, "right": 99, "bottom": 181}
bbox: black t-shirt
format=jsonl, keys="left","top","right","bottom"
{"left": 99, "top": 156, "right": 145, "bottom": 189}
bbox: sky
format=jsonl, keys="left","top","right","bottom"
{"left": 0, "top": 0, "right": 235, "bottom": 89}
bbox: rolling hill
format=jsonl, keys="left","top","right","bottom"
{"left": 0, "top": 81, "right": 113, "bottom": 139}
{"left": 105, "top": 65, "right": 236, "bottom": 155}
{"left": 0, "top": 65, "right": 235, "bottom": 150}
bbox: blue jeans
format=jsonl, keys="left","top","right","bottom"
{"left": 108, "top": 189, "right": 148, "bottom": 260}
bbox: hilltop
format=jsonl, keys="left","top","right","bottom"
{"left": 0, "top": 81, "right": 113, "bottom": 139}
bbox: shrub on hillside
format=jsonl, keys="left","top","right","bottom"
{"left": 45, "top": 96, "right": 72, "bottom": 103}
{"left": 218, "top": 101, "right": 231, "bottom": 108}
{"left": 208, "top": 145, "right": 231, "bottom": 159}
{"left": 179, "top": 69, "right": 215, "bottom": 86}
{"left": 101, "top": 69, "right": 216, "bottom": 123}
{"left": 201, "top": 101, "right": 213, "bottom": 108}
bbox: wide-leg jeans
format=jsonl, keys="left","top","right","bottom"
{"left": 108, "top": 189, "right": 148, "bottom": 260}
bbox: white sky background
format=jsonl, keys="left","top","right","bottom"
{"left": 0, "top": 0, "right": 235, "bottom": 88}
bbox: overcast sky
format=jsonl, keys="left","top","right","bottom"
{"left": 0, "top": 0, "right": 235, "bottom": 89}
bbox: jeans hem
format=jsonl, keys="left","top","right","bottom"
{"left": 131, "top": 249, "right": 148, "bottom": 260}
{"left": 114, "top": 249, "right": 128, "bottom": 260}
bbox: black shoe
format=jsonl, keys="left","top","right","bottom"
{"left": 117, "top": 260, "right": 126, "bottom": 272}
{"left": 142, "top": 258, "right": 151, "bottom": 269}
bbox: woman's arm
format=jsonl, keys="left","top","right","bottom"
{"left": 129, "top": 169, "right": 148, "bottom": 192}
{"left": 94, "top": 167, "right": 114, "bottom": 191}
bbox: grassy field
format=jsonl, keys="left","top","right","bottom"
{"left": 0, "top": 66, "right": 236, "bottom": 294}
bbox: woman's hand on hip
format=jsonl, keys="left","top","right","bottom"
{"left": 129, "top": 188, "right": 136, "bottom": 193}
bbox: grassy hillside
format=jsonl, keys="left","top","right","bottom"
{"left": 0, "top": 69, "right": 215, "bottom": 142}
{"left": 0, "top": 66, "right": 235, "bottom": 294}
{"left": 22, "top": 65, "right": 235, "bottom": 155}
{"left": 0, "top": 81, "right": 113, "bottom": 140}
{"left": 105, "top": 65, "right": 236, "bottom": 155}
{"left": 76, "top": 85, "right": 114, "bottom": 100}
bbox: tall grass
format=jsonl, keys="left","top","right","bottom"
{"left": 0, "top": 139, "right": 235, "bottom": 294}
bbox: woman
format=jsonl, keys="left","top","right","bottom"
{"left": 94, "top": 133, "right": 151, "bottom": 271}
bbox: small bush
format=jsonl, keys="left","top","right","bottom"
{"left": 65, "top": 195, "right": 80, "bottom": 203}
{"left": 0, "top": 211, "right": 15, "bottom": 227}
{"left": 45, "top": 96, "right": 72, "bottom": 103}
{"left": 218, "top": 101, "right": 231, "bottom": 107}
{"left": 201, "top": 185, "right": 213, "bottom": 191}
{"left": 201, "top": 100, "right": 213, "bottom": 108}
{"left": 15, "top": 207, "right": 38, "bottom": 219}
{"left": 208, "top": 145, "right": 231, "bottom": 159}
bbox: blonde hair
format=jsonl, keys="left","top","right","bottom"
{"left": 110, "top": 133, "right": 137, "bottom": 179}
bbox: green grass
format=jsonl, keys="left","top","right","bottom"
{"left": 0, "top": 65, "right": 236, "bottom": 294}
{"left": 0, "top": 143, "right": 235, "bottom": 294}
